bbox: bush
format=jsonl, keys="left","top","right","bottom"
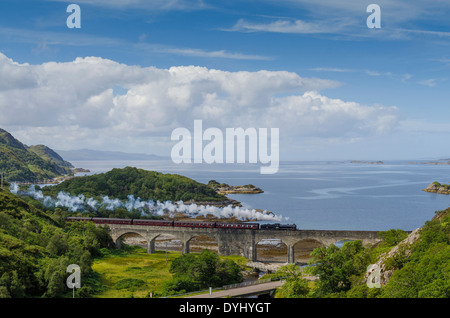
{"left": 164, "top": 249, "right": 243, "bottom": 294}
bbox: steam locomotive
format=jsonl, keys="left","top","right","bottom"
{"left": 66, "top": 217, "right": 297, "bottom": 231}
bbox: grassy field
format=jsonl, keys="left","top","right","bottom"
{"left": 91, "top": 246, "right": 181, "bottom": 298}
{"left": 90, "top": 246, "right": 250, "bottom": 298}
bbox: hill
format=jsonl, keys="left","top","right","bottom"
{"left": 43, "top": 166, "right": 230, "bottom": 204}
{"left": 28, "top": 145, "right": 74, "bottom": 169}
{"left": 0, "top": 128, "right": 74, "bottom": 182}
{"left": 0, "top": 188, "right": 112, "bottom": 297}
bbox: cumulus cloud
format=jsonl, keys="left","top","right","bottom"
{"left": 0, "top": 52, "right": 399, "bottom": 154}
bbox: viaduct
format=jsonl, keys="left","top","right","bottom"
{"left": 105, "top": 224, "right": 382, "bottom": 263}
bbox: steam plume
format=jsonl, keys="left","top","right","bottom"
{"left": 9, "top": 183, "right": 285, "bottom": 221}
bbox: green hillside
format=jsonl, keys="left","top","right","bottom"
{"left": 0, "top": 128, "right": 74, "bottom": 182}
{"left": 43, "top": 166, "right": 228, "bottom": 203}
{"left": 0, "top": 188, "right": 112, "bottom": 297}
{"left": 28, "top": 145, "right": 74, "bottom": 169}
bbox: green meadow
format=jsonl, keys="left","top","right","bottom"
{"left": 91, "top": 246, "right": 180, "bottom": 298}
{"left": 90, "top": 246, "right": 249, "bottom": 298}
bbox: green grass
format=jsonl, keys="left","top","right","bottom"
{"left": 90, "top": 246, "right": 250, "bottom": 298}
{"left": 91, "top": 246, "right": 181, "bottom": 298}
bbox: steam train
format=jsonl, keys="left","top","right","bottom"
{"left": 66, "top": 217, "right": 297, "bottom": 231}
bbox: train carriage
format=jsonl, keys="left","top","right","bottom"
{"left": 132, "top": 219, "right": 173, "bottom": 227}
{"left": 92, "top": 217, "right": 132, "bottom": 225}
{"left": 174, "top": 221, "right": 216, "bottom": 228}
{"left": 215, "top": 222, "right": 259, "bottom": 230}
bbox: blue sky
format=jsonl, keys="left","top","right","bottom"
{"left": 0, "top": 0, "right": 449, "bottom": 161}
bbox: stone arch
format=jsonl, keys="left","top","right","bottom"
{"left": 292, "top": 238, "right": 324, "bottom": 264}
{"left": 113, "top": 231, "right": 148, "bottom": 250}
{"left": 151, "top": 233, "right": 184, "bottom": 253}
{"left": 255, "top": 238, "right": 288, "bottom": 263}
{"left": 187, "top": 234, "right": 219, "bottom": 254}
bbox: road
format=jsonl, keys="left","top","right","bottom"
{"left": 185, "top": 280, "right": 285, "bottom": 298}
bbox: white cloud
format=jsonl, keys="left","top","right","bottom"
{"left": 229, "top": 18, "right": 335, "bottom": 34}
{"left": 310, "top": 67, "right": 393, "bottom": 77}
{"left": 260, "top": 91, "right": 399, "bottom": 137}
{"left": 418, "top": 78, "right": 440, "bottom": 87}
{"left": 0, "top": 52, "right": 399, "bottom": 154}
{"left": 152, "top": 47, "right": 272, "bottom": 61}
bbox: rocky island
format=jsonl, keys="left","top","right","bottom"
{"left": 423, "top": 182, "right": 450, "bottom": 195}
{"left": 349, "top": 160, "right": 384, "bottom": 164}
{"left": 207, "top": 180, "right": 264, "bottom": 195}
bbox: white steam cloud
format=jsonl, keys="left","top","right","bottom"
{"left": 9, "top": 183, "right": 285, "bottom": 222}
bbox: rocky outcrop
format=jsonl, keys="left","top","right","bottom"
{"left": 208, "top": 180, "right": 264, "bottom": 195}
{"left": 423, "top": 182, "right": 450, "bottom": 194}
{"left": 364, "top": 228, "right": 421, "bottom": 286}
{"left": 215, "top": 185, "right": 263, "bottom": 195}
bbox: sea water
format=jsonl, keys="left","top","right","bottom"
{"left": 70, "top": 160, "right": 450, "bottom": 232}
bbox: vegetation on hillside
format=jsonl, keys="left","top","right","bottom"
{"left": 272, "top": 208, "right": 450, "bottom": 298}
{"left": 0, "top": 175, "right": 448, "bottom": 298}
{"left": 0, "top": 128, "right": 73, "bottom": 182}
{"left": 0, "top": 187, "right": 243, "bottom": 298}
{"left": 0, "top": 188, "right": 113, "bottom": 298}
{"left": 163, "top": 249, "right": 243, "bottom": 295}
{"left": 43, "top": 167, "right": 228, "bottom": 203}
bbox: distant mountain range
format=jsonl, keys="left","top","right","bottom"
{"left": 56, "top": 149, "right": 169, "bottom": 161}
{"left": 0, "top": 128, "right": 74, "bottom": 182}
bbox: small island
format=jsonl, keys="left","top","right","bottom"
{"left": 349, "top": 160, "right": 384, "bottom": 164}
{"left": 408, "top": 161, "right": 450, "bottom": 166}
{"left": 207, "top": 180, "right": 264, "bottom": 195}
{"left": 423, "top": 182, "right": 450, "bottom": 195}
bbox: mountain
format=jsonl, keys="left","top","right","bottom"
{"left": 28, "top": 145, "right": 74, "bottom": 169}
{"left": 0, "top": 128, "right": 74, "bottom": 182}
{"left": 55, "top": 148, "right": 168, "bottom": 161}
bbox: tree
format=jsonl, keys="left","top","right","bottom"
{"left": 45, "top": 271, "right": 65, "bottom": 298}
{"left": 165, "top": 250, "right": 243, "bottom": 294}
{"left": 308, "top": 240, "right": 368, "bottom": 296}
{"left": 377, "top": 229, "right": 408, "bottom": 247}
{"left": 46, "top": 232, "right": 69, "bottom": 256}
{"left": 274, "top": 264, "right": 310, "bottom": 298}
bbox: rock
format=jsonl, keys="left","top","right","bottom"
{"left": 423, "top": 182, "right": 450, "bottom": 194}
{"left": 364, "top": 228, "right": 421, "bottom": 286}
{"left": 216, "top": 185, "right": 264, "bottom": 195}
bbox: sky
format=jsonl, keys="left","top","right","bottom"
{"left": 0, "top": 0, "right": 449, "bottom": 161}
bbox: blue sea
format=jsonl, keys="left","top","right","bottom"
{"left": 70, "top": 160, "right": 450, "bottom": 232}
